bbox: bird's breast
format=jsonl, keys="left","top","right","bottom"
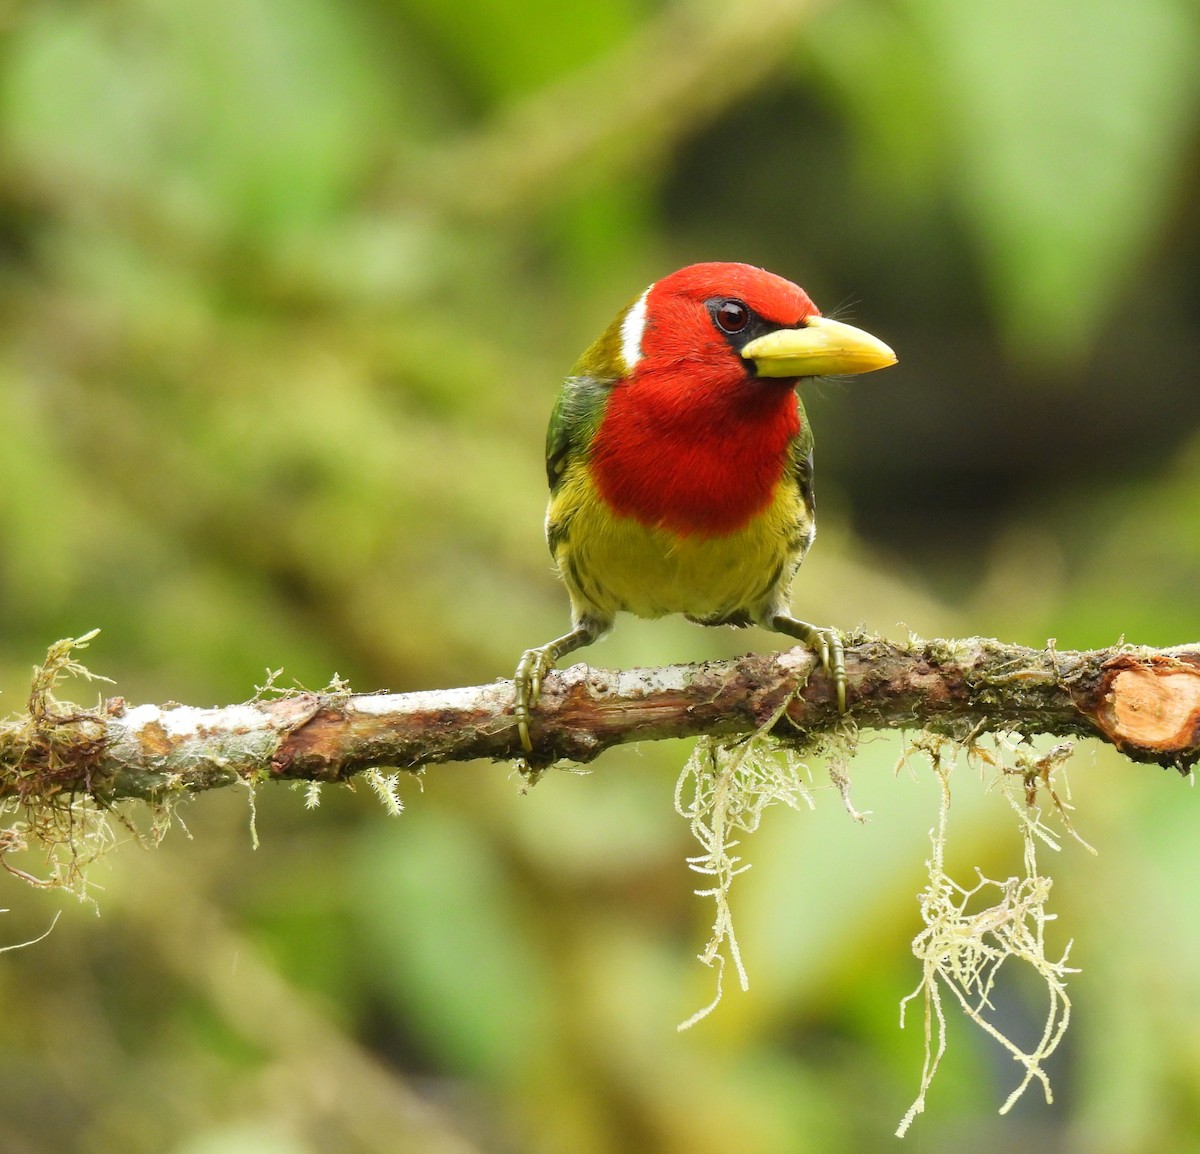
{"left": 548, "top": 461, "right": 812, "bottom": 623}
{"left": 588, "top": 374, "right": 802, "bottom": 538}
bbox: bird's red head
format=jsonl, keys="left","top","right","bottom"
{"left": 588, "top": 262, "right": 895, "bottom": 538}
{"left": 621, "top": 262, "right": 821, "bottom": 386}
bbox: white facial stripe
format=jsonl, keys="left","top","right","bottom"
{"left": 620, "top": 286, "right": 651, "bottom": 372}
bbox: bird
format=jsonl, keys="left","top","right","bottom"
{"left": 514, "top": 262, "right": 896, "bottom": 751}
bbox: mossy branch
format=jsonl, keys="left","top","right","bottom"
{"left": 1, "top": 630, "right": 1188, "bottom": 1124}
{"left": 3, "top": 632, "right": 1200, "bottom": 806}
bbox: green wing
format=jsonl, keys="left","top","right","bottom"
{"left": 546, "top": 305, "right": 630, "bottom": 490}
{"left": 545, "top": 373, "right": 613, "bottom": 492}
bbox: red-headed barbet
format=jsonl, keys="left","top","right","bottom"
{"left": 514, "top": 262, "right": 896, "bottom": 751}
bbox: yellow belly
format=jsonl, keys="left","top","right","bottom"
{"left": 548, "top": 463, "right": 812, "bottom": 624}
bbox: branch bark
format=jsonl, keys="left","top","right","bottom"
{"left": 4, "top": 636, "right": 1200, "bottom": 804}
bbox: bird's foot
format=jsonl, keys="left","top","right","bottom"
{"left": 772, "top": 616, "right": 847, "bottom": 712}
{"left": 512, "top": 622, "right": 607, "bottom": 753}
{"left": 514, "top": 645, "right": 558, "bottom": 752}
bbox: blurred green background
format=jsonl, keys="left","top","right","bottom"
{"left": 1, "top": 0, "right": 1200, "bottom": 1150}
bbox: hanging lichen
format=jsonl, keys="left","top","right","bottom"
{"left": 675, "top": 715, "right": 1092, "bottom": 1132}
{"left": 894, "top": 733, "right": 1091, "bottom": 1135}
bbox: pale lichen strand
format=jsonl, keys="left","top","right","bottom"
{"left": 673, "top": 682, "right": 858, "bottom": 1030}
{"left": 894, "top": 732, "right": 1086, "bottom": 1136}
{"left": 0, "top": 631, "right": 134, "bottom": 898}
{"left": 674, "top": 732, "right": 818, "bottom": 1029}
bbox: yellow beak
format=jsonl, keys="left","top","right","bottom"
{"left": 740, "top": 315, "right": 897, "bottom": 378}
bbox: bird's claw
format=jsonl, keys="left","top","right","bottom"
{"left": 773, "top": 615, "right": 847, "bottom": 712}
{"left": 514, "top": 645, "right": 555, "bottom": 752}
{"left": 814, "top": 626, "right": 847, "bottom": 713}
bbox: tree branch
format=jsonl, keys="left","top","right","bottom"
{"left": 4, "top": 635, "right": 1200, "bottom": 805}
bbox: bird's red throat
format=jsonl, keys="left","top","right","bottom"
{"left": 589, "top": 365, "right": 801, "bottom": 539}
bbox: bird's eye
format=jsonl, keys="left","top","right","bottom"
{"left": 714, "top": 299, "right": 750, "bottom": 334}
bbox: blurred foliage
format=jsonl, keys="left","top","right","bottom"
{"left": 0, "top": 0, "right": 1199, "bottom": 1150}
